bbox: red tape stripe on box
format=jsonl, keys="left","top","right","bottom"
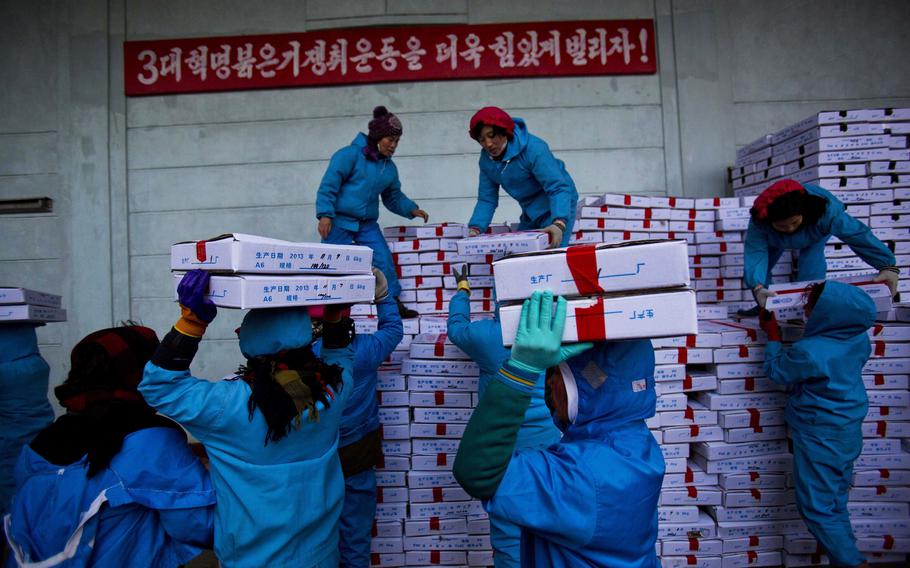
{"left": 881, "top": 406, "right": 890, "bottom": 416}
{"left": 689, "top": 425, "right": 700, "bottom": 437}
{"left": 195, "top": 240, "right": 207, "bottom": 262}
{"left": 884, "top": 535, "right": 895, "bottom": 550}
{"left": 434, "top": 334, "right": 446, "bottom": 357}
{"left": 747, "top": 551, "right": 757, "bottom": 562}
{"left": 875, "top": 374, "right": 885, "bottom": 385}
{"left": 683, "top": 375, "right": 693, "bottom": 390}
{"left": 433, "top": 487, "right": 443, "bottom": 502}
{"left": 749, "top": 471, "right": 760, "bottom": 482}
{"left": 875, "top": 341, "right": 886, "bottom": 356}
{"left": 739, "top": 345, "right": 749, "bottom": 358}
{"left": 669, "top": 197, "right": 676, "bottom": 207}
{"left": 750, "top": 488, "right": 761, "bottom": 501}
{"left": 575, "top": 297, "right": 607, "bottom": 341}
{"left": 878, "top": 421, "right": 887, "bottom": 437}
{"left": 436, "top": 424, "right": 446, "bottom": 435}
{"left": 566, "top": 244, "right": 604, "bottom": 295}
{"left": 877, "top": 485, "right": 887, "bottom": 495}
{"left": 745, "top": 377, "right": 755, "bottom": 391}
{"left": 431, "top": 551, "right": 440, "bottom": 564}
{"left": 686, "top": 555, "right": 696, "bottom": 566}
{"left": 880, "top": 468, "right": 890, "bottom": 479}
{"left": 873, "top": 324, "right": 884, "bottom": 336}
{"left": 436, "top": 453, "right": 447, "bottom": 466}
{"left": 687, "top": 486, "right": 698, "bottom": 498}
{"left": 684, "top": 406, "right": 694, "bottom": 421}
{"left": 435, "top": 391, "right": 445, "bottom": 406}
{"left": 371, "top": 553, "right": 380, "bottom": 565}
{"left": 686, "top": 335, "right": 697, "bottom": 347}
{"left": 685, "top": 467, "right": 694, "bottom": 483}
{"left": 747, "top": 408, "right": 761, "bottom": 429}
{"left": 688, "top": 537, "right": 699, "bottom": 551}
{"left": 749, "top": 535, "right": 759, "bottom": 547}
{"left": 429, "top": 517, "right": 440, "bottom": 530}
{"left": 677, "top": 348, "right": 688, "bottom": 364}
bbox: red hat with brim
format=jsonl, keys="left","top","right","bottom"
{"left": 469, "top": 106, "right": 514, "bottom": 139}
{"left": 751, "top": 179, "right": 806, "bottom": 220}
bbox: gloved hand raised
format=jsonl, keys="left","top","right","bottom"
{"left": 373, "top": 268, "right": 389, "bottom": 303}
{"left": 752, "top": 285, "right": 777, "bottom": 309}
{"left": 175, "top": 270, "right": 217, "bottom": 337}
{"left": 873, "top": 266, "right": 900, "bottom": 296}
{"left": 509, "top": 290, "right": 593, "bottom": 374}
{"left": 453, "top": 264, "right": 471, "bottom": 294}
{"left": 758, "top": 309, "right": 781, "bottom": 342}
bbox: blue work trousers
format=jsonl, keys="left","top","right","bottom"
{"left": 324, "top": 221, "right": 401, "bottom": 299}
{"left": 339, "top": 468, "right": 376, "bottom": 568}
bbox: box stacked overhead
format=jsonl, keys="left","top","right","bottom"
{"left": 731, "top": 107, "right": 910, "bottom": 299}
{"left": 363, "top": 223, "right": 551, "bottom": 567}
{"left": 0, "top": 288, "right": 66, "bottom": 323}
{"left": 170, "top": 233, "right": 375, "bottom": 308}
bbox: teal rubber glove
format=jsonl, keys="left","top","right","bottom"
{"left": 509, "top": 290, "right": 594, "bottom": 374}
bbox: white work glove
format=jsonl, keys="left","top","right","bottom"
{"left": 372, "top": 268, "right": 389, "bottom": 303}
{"left": 468, "top": 227, "right": 481, "bottom": 237}
{"left": 542, "top": 220, "right": 566, "bottom": 249}
{"left": 752, "top": 285, "right": 777, "bottom": 309}
{"left": 873, "top": 266, "right": 900, "bottom": 296}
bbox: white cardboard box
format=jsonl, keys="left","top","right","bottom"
{"left": 170, "top": 233, "right": 373, "bottom": 274}
{"left": 499, "top": 289, "right": 697, "bottom": 346}
{"left": 0, "top": 304, "right": 67, "bottom": 323}
{"left": 172, "top": 272, "right": 374, "bottom": 309}
{"left": 455, "top": 231, "right": 549, "bottom": 256}
{"left": 492, "top": 240, "right": 690, "bottom": 301}
{"left": 0, "top": 287, "right": 62, "bottom": 308}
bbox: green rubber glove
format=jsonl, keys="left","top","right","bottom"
{"left": 509, "top": 290, "right": 594, "bottom": 374}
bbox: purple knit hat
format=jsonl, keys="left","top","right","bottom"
{"left": 368, "top": 106, "right": 403, "bottom": 139}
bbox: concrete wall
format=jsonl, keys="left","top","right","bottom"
{"left": 2, "top": 0, "right": 909, "bottom": 401}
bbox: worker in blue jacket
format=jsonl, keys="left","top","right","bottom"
{"left": 454, "top": 291, "right": 665, "bottom": 567}
{"left": 316, "top": 106, "right": 429, "bottom": 318}
{"left": 139, "top": 270, "right": 359, "bottom": 568}
{"left": 467, "top": 107, "right": 578, "bottom": 248}
{"left": 312, "top": 272, "right": 403, "bottom": 567}
{"left": 745, "top": 179, "right": 898, "bottom": 309}
{"left": 0, "top": 323, "right": 54, "bottom": 516}
{"left": 5, "top": 325, "right": 215, "bottom": 567}
{"left": 761, "top": 281, "right": 876, "bottom": 568}
{"left": 446, "top": 268, "right": 560, "bottom": 568}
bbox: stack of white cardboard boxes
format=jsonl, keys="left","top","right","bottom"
{"left": 0, "top": 287, "right": 66, "bottom": 323}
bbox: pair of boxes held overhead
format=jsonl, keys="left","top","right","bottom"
{"left": 0, "top": 287, "right": 66, "bottom": 323}
{"left": 493, "top": 240, "right": 697, "bottom": 345}
{"left": 170, "top": 233, "right": 375, "bottom": 309}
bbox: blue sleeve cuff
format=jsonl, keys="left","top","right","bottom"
{"left": 496, "top": 359, "right": 544, "bottom": 394}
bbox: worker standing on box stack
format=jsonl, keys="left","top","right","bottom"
{"left": 466, "top": 106, "right": 578, "bottom": 249}
{"left": 446, "top": 267, "right": 561, "bottom": 568}
{"left": 310, "top": 271, "right": 403, "bottom": 568}
{"left": 4, "top": 325, "right": 215, "bottom": 566}
{"left": 760, "top": 281, "right": 875, "bottom": 568}
{"left": 316, "top": 106, "right": 429, "bottom": 319}
{"left": 453, "top": 291, "right": 665, "bottom": 567}
{"left": 744, "top": 179, "right": 898, "bottom": 312}
{"left": 139, "top": 269, "right": 360, "bottom": 568}
{"left": 0, "top": 324, "right": 54, "bottom": 518}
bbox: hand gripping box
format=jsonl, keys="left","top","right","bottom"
{"left": 772, "top": 275, "right": 893, "bottom": 314}
{"left": 492, "top": 240, "right": 690, "bottom": 301}
{"left": 172, "top": 273, "right": 374, "bottom": 309}
{"left": 499, "top": 288, "right": 697, "bottom": 346}
{"left": 171, "top": 233, "right": 373, "bottom": 274}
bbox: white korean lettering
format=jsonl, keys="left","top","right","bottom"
{"left": 565, "top": 29, "right": 587, "bottom": 65}
{"left": 488, "top": 32, "right": 515, "bottom": 68}
{"left": 186, "top": 46, "right": 208, "bottom": 80}
{"left": 232, "top": 43, "right": 256, "bottom": 79}
{"left": 402, "top": 36, "right": 426, "bottom": 70}
{"left": 159, "top": 48, "right": 182, "bottom": 82}
{"left": 436, "top": 34, "right": 458, "bottom": 70}
{"left": 136, "top": 49, "right": 159, "bottom": 85}
{"left": 606, "top": 27, "right": 633, "bottom": 65}
{"left": 376, "top": 37, "right": 401, "bottom": 71}
{"left": 210, "top": 45, "right": 232, "bottom": 79}
{"left": 588, "top": 28, "right": 608, "bottom": 65}
{"left": 328, "top": 39, "right": 349, "bottom": 75}
{"left": 459, "top": 33, "right": 484, "bottom": 69}
{"left": 256, "top": 43, "right": 280, "bottom": 78}
{"left": 516, "top": 30, "right": 560, "bottom": 67}
{"left": 351, "top": 38, "right": 376, "bottom": 73}
{"left": 277, "top": 40, "right": 301, "bottom": 77}
{"left": 303, "top": 40, "right": 328, "bottom": 75}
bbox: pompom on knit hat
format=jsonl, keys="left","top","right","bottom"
{"left": 750, "top": 179, "right": 806, "bottom": 221}
{"left": 469, "top": 106, "right": 515, "bottom": 140}
{"left": 368, "top": 106, "right": 403, "bottom": 140}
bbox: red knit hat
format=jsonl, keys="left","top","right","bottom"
{"left": 751, "top": 179, "right": 806, "bottom": 220}
{"left": 469, "top": 106, "right": 515, "bottom": 139}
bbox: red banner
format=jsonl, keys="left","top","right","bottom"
{"left": 123, "top": 19, "right": 656, "bottom": 96}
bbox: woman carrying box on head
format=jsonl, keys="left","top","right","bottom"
{"left": 139, "top": 269, "right": 368, "bottom": 568}
{"left": 744, "top": 179, "right": 898, "bottom": 310}
{"left": 466, "top": 107, "right": 578, "bottom": 249}
{"left": 446, "top": 267, "right": 560, "bottom": 568}
{"left": 453, "top": 291, "right": 665, "bottom": 567}
{"left": 316, "top": 106, "right": 429, "bottom": 319}
{"left": 760, "top": 281, "right": 876, "bottom": 568}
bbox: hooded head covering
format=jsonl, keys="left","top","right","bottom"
{"left": 238, "top": 307, "right": 312, "bottom": 359}
{"left": 469, "top": 106, "right": 515, "bottom": 140}
{"left": 804, "top": 281, "right": 876, "bottom": 339}
{"left": 551, "top": 339, "right": 656, "bottom": 438}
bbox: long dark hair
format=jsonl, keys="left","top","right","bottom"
{"left": 761, "top": 191, "right": 828, "bottom": 226}
{"left": 240, "top": 345, "right": 344, "bottom": 445}
{"left": 804, "top": 281, "right": 827, "bottom": 312}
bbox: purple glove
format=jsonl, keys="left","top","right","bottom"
{"left": 177, "top": 270, "right": 217, "bottom": 323}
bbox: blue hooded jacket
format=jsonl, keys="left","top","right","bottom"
{"left": 139, "top": 309, "right": 355, "bottom": 568}
{"left": 468, "top": 118, "right": 577, "bottom": 234}
{"left": 446, "top": 290, "right": 560, "bottom": 450}
{"left": 744, "top": 184, "right": 895, "bottom": 289}
{"left": 315, "top": 133, "right": 419, "bottom": 232}
{"left": 458, "top": 339, "right": 664, "bottom": 568}
{"left": 313, "top": 295, "right": 403, "bottom": 448}
{"left": 764, "top": 281, "right": 876, "bottom": 432}
{"left": 4, "top": 426, "right": 215, "bottom": 567}
{"left": 0, "top": 324, "right": 54, "bottom": 514}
